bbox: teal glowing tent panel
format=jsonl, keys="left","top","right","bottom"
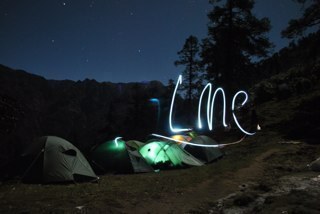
{"left": 139, "top": 141, "right": 203, "bottom": 168}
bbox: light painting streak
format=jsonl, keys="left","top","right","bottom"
{"left": 170, "top": 74, "right": 255, "bottom": 136}
{"left": 198, "top": 84, "right": 227, "bottom": 130}
{"left": 257, "top": 124, "right": 261, "bottom": 131}
{"left": 169, "top": 75, "right": 192, "bottom": 133}
{"left": 232, "top": 91, "right": 255, "bottom": 136}
{"left": 114, "top": 137, "right": 122, "bottom": 147}
{"left": 198, "top": 83, "right": 211, "bottom": 129}
{"left": 149, "top": 98, "right": 161, "bottom": 123}
{"left": 152, "top": 133, "right": 219, "bottom": 147}
{"left": 152, "top": 133, "right": 246, "bottom": 148}
{"left": 210, "top": 87, "right": 227, "bottom": 129}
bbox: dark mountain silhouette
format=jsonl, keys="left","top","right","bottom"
{"left": 0, "top": 65, "right": 169, "bottom": 178}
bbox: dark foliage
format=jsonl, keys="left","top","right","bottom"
{"left": 201, "top": 0, "right": 272, "bottom": 93}
{"left": 254, "top": 30, "right": 320, "bottom": 83}
{"left": 0, "top": 65, "right": 169, "bottom": 179}
{"left": 282, "top": 0, "right": 320, "bottom": 38}
{"left": 175, "top": 35, "right": 203, "bottom": 102}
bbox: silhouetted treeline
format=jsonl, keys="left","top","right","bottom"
{"left": 255, "top": 30, "right": 320, "bottom": 82}
{"left": 0, "top": 65, "right": 177, "bottom": 179}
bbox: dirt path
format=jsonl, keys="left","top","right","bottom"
{"left": 122, "top": 148, "right": 281, "bottom": 213}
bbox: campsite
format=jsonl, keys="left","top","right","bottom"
{"left": 1, "top": 129, "right": 320, "bottom": 213}
{"left": 1, "top": 0, "right": 320, "bottom": 213}
{"left": 1, "top": 71, "right": 320, "bottom": 212}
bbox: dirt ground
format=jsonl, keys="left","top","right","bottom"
{"left": 1, "top": 130, "right": 320, "bottom": 213}
{"left": 121, "top": 134, "right": 320, "bottom": 214}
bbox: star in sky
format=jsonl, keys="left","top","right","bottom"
{"left": 0, "top": 0, "right": 306, "bottom": 83}
{"left": 89, "top": 1, "right": 95, "bottom": 8}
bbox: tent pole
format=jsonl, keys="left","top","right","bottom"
{"left": 91, "top": 160, "right": 107, "bottom": 174}
{"left": 153, "top": 142, "right": 172, "bottom": 165}
{"left": 20, "top": 148, "right": 45, "bottom": 182}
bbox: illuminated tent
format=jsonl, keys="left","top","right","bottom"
{"left": 90, "top": 139, "right": 153, "bottom": 174}
{"left": 22, "top": 136, "right": 98, "bottom": 183}
{"left": 139, "top": 141, "right": 203, "bottom": 169}
{"left": 184, "top": 135, "right": 223, "bottom": 163}
{"left": 170, "top": 135, "right": 192, "bottom": 148}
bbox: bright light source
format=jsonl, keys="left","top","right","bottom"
{"left": 257, "top": 124, "right": 261, "bottom": 131}
{"left": 152, "top": 133, "right": 220, "bottom": 147}
{"left": 114, "top": 137, "right": 122, "bottom": 147}
{"left": 198, "top": 83, "right": 227, "bottom": 130}
{"left": 149, "top": 98, "right": 159, "bottom": 103}
{"left": 169, "top": 75, "right": 192, "bottom": 133}
{"left": 169, "top": 74, "right": 256, "bottom": 136}
{"left": 232, "top": 91, "right": 255, "bottom": 136}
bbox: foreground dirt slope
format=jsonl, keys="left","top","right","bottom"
{"left": 0, "top": 130, "right": 319, "bottom": 213}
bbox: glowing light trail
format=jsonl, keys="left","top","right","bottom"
{"left": 114, "top": 137, "right": 123, "bottom": 147}
{"left": 231, "top": 91, "right": 255, "bottom": 136}
{"left": 170, "top": 75, "right": 256, "bottom": 136}
{"left": 169, "top": 75, "right": 192, "bottom": 133}
{"left": 152, "top": 133, "right": 246, "bottom": 148}
{"left": 149, "top": 98, "right": 161, "bottom": 125}
{"left": 198, "top": 83, "right": 227, "bottom": 130}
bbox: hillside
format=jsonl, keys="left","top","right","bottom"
{"left": 0, "top": 65, "right": 169, "bottom": 178}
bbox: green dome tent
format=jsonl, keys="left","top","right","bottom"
{"left": 139, "top": 141, "right": 203, "bottom": 169}
{"left": 91, "top": 138, "right": 153, "bottom": 174}
{"left": 184, "top": 135, "right": 223, "bottom": 163}
{"left": 22, "top": 136, "right": 98, "bottom": 183}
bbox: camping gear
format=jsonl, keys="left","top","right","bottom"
{"left": 91, "top": 138, "right": 153, "bottom": 174}
{"left": 139, "top": 141, "right": 203, "bottom": 169}
{"left": 184, "top": 135, "right": 223, "bottom": 163}
{"left": 22, "top": 136, "right": 98, "bottom": 183}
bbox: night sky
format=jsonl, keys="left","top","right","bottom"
{"left": 0, "top": 0, "right": 304, "bottom": 84}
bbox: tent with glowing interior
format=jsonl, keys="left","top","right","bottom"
{"left": 22, "top": 136, "right": 98, "bottom": 183}
{"left": 90, "top": 138, "right": 153, "bottom": 174}
{"left": 184, "top": 135, "right": 223, "bottom": 163}
{"left": 139, "top": 141, "right": 204, "bottom": 169}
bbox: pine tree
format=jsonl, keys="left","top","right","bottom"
{"left": 202, "top": 0, "right": 272, "bottom": 93}
{"left": 282, "top": 0, "right": 320, "bottom": 38}
{"left": 174, "top": 35, "right": 202, "bottom": 104}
